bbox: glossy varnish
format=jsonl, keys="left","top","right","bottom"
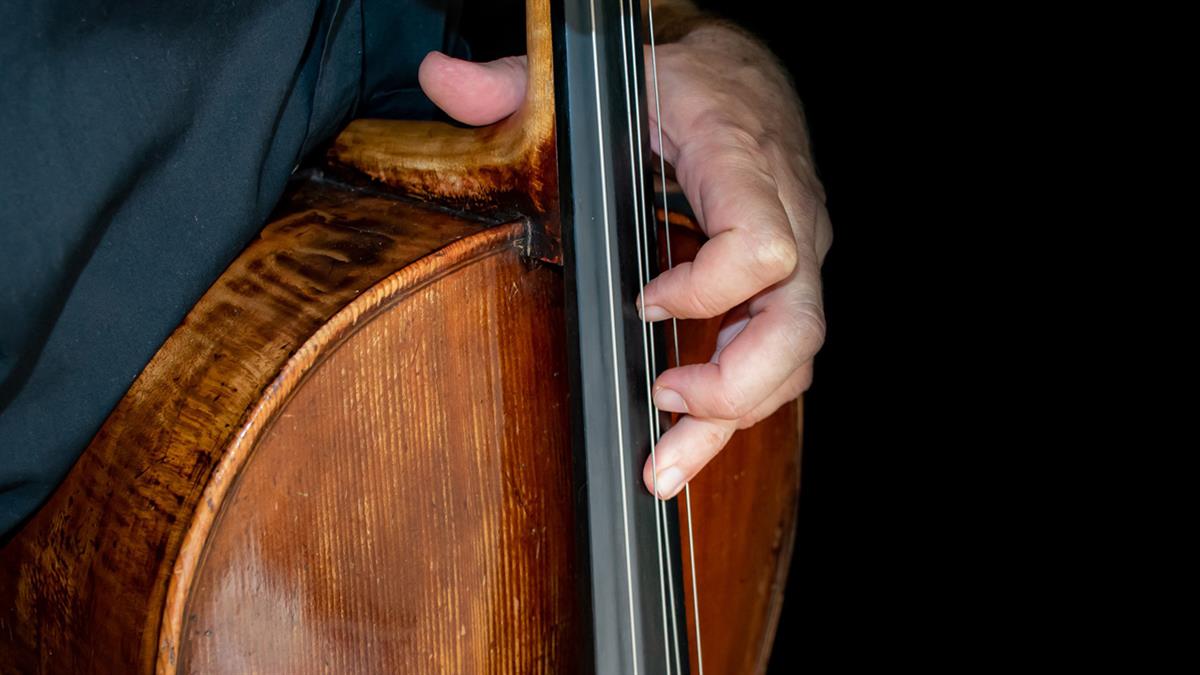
{"left": 0, "top": 0, "right": 802, "bottom": 669}
{"left": 178, "top": 225, "right": 577, "bottom": 672}
{"left": 670, "top": 227, "right": 802, "bottom": 675}
{"left": 0, "top": 185, "right": 799, "bottom": 675}
{"left": 0, "top": 178, "right": 500, "bottom": 672}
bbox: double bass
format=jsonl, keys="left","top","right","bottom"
{"left": 0, "top": 0, "right": 802, "bottom": 672}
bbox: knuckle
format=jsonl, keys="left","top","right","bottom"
{"left": 690, "top": 113, "right": 763, "bottom": 159}
{"left": 687, "top": 283, "right": 730, "bottom": 318}
{"left": 817, "top": 214, "right": 833, "bottom": 261}
{"left": 737, "top": 405, "right": 771, "bottom": 430}
{"left": 755, "top": 131, "right": 786, "bottom": 161}
{"left": 738, "top": 370, "right": 811, "bottom": 430}
{"left": 736, "top": 401, "right": 770, "bottom": 429}
{"left": 795, "top": 366, "right": 814, "bottom": 394}
{"left": 786, "top": 302, "right": 827, "bottom": 358}
{"left": 714, "top": 380, "right": 753, "bottom": 419}
{"left": 700, "top": 426, "right": 727, "bottom": 452}
{"left": 735, "top": 63, "right": 773, "bottom": 93}
{"left": 713, "top": 123, "right": 762, "bottom": 155}
{"left": 750, "top": 232, "right": 799, "bottom": 283}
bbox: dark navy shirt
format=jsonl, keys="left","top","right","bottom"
{"left": 0, "top": 0, "right": 463, "bottom": 535}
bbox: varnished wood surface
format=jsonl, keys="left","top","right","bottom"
{"left": 177, "top": 236, "right": 577, "bottom": 673}
{"left": 0, "top": 184, "right": 799, "bottom": 675}
{"left": 331, "top": 0, "right": 558, "bottom": 234}
{"left": 0, "top": 177, "right": 501, "bottom": 674}
{"left": 681, "top": 400, "right": 801, "bottom": 675}
{"left": 672, "top": 221, "right": 801, "bottom": 675}
{"left": 0, "top": 0, "right": 802, "bottom": 667}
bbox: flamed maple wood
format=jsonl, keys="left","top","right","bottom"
{"left": 172, "top": 207, "right": 580, "bottom": 673}
{"left": 0, "top": 174, "right": 799, "bottom": 674}
{"left": 0, "top": 0, "right": 801, "bottom": 670}
{"left": 0, "top": 179, "right": 502, "bottom": 673}
{"left": 331, "top": 0, "right": 558, "bottom": 230}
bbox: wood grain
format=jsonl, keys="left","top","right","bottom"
{"left": 659, "top": 224, "right": 803, "bottom": 675}
{"left": 0, "top": 178, "right": 503, "bottom": 674}
{"left": 0, "top": 0, "right": 803, "bottom": 668}
{"left": 0, "top": 190, "right": 799, "bottom": 675}
{"left": 330, "top": 0, "right": 559, "bottom": 244}
{"left": 176, "top": 235, "right": 577, "bottom": 673}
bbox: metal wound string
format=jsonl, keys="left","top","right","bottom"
{"left": 622, "top": 0, "right": 685, "bottom": 671}
{"left": 646, "top": 1, "right": 705, "bottom": 672}
{"left": 587, "top": 0, "right": 641, "bottom": 671}
{"left": 615, "top": 0, "right": 675, "bottom": 672}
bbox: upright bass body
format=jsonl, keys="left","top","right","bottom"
{"left": 0, "top": 1, "right": 801, "bottom": 672}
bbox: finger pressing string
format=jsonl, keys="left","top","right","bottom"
{"left": 642, "top": 415, "right": 737, "bottom": 499}
{"left": 640, "top": 363, "right": 812, "bottom": 500}
{"left": 637, "top": 133, "right": 797, "bottom": 320}
{"left": 652, "top": 288, "right": 824, "bottom": 421}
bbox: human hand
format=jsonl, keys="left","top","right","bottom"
{"left": 419, "top": 23, "right": 830, "bottom": 500}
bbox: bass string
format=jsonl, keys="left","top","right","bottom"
{"left": 585, "top": 0, "right": 641, "bottom": 672}
{"left": 623, "top": 0, "right": 689, "bottom": 671}
{"left": 645, "top": 1, "right": 706, "bottom": 673}
{"left": 614, "top": 0, "right": 677, "bottom": 673}
{"left": 615, "top": 0, "right": 706, "bottom": 670}
{"left": 592, "top": 0, "right": 705, "bottom": 670}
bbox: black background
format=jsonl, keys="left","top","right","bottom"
{"left": 455, "top": 1, "right": 1150, "bottom": 669}
{"left": 685, "top": 5, "right": 938, "bottom": 668}
{"left": 698, "top": 6, "right": 926, "bottom": 668}
{"left": 460, "top": 2, "right": 946, "bottom": 669}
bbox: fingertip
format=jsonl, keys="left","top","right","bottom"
{"left": 417, "top": 50, "right": 451, "bottom": 87}
{"left": 642, "top": 459, "right": 657, "bottom": 495}
{"left": 639, "top": 303, "right": 671, "bottom": 322}
{"left": 636, "top": 280, "right": 675, "bottom": 322}
{"left": 652, "top": 387, "right": 688, "bottom": 414}
{"left": 654, "top": 466, "right": 686, "bottom": 500}
{"left": 652, "top": 363, "right": 705, "bottom": 403}
{"left": 417, "top": 50, "right": 461, "bottom": 115}
{"left": 419, "top": 49, "right": 449, "bottom": 67}
{"left": 642, "top": 459, "right": 686, "bottom": 500}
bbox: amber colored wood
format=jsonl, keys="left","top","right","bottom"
{"left": 0, "top": 179, "right": 503, "bottom": 674}
{"left": 0, "top": 0, "right": 803, "bottom": 668}
{"left": 681, "top": 400, "right": 802, "bottom": 675}
{"left": 331, "top": 0, "right": 558, "bottom": 226}
{"left": 0, "top": 189, "right": 799, "bottom": 675}
{"left": 176, "top": 234, "right": 577, "bottom": 673}
{"left": 654, "top": 169, "right": 802, "bottom": 673}
{"left": 658, "top": 172, "right": 799, "bottom": 674}
{"left": 656, "top": 223, "right": 802, "bottom": 675}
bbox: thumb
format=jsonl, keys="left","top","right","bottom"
{"left": 418, "top": 51, "right": 528, "bottom": 126}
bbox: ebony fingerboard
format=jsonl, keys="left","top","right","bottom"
{"left": 553, "top": 0, "right": 691, "bottom": 673}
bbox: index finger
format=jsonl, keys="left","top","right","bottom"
{"left": 637, "top": 126, "right": 798, "bottom": 320}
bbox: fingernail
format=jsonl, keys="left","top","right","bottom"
{"left": 653, "top": 387, "right": 688, "bottom": 413}
{"left": 640, "top": 304, "right": 671, "bottom": 322}
{"left": 655, "top": 466, "right": 686, "bottom": 499}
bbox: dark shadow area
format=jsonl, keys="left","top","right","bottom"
{"left": 463, "top": 1, "right": 934, "bottom": 668}
{"left": 706, "top": 6, "right": 956, "bottom": 668}
{"left": 699, "top": 5, "right": 926, "bottom": 668}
